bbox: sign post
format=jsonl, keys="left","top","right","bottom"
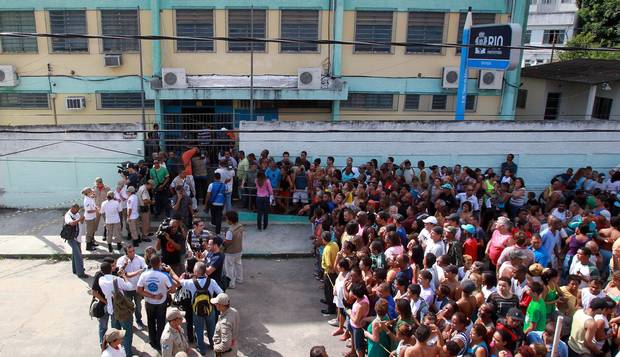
{"left": 454, "top": 10, "right": 472, "bottom": 121}
{"left": 467, "top": 23, "right": 522, "bottom": 71}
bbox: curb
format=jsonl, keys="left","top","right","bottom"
{"left": 0, "top": 252, "right": 313, "bottom": 260}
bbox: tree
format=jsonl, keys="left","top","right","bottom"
{"left": 558, "top": 0, "right": 620, "bottom": 60}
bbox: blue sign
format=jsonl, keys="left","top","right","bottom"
{"left": 467, "top": 58, "right": 510, "bottom": 70}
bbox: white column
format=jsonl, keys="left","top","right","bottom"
{"left": 584, "top": 84, "right": 597, "bottom": 120}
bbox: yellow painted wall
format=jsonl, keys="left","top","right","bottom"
{"left": 278, "top": 107, "right": 331, "bottom": 121}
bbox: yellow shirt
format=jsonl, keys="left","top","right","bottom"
{"left": 322, "top": 241, "right": 339, "bottom": 272}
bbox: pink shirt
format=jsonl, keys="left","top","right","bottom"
{"left": 255, "top": 179, "right": 273, "bottom": 197}
{"left": 488, "top": 230, "right": 512, "bottom": 265}
{"left": 350, "top": 296, "right": 369, "bottom": 328}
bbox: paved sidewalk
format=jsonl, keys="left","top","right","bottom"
{"left": 0, "top": 209, "right": 313, "bottom": 258}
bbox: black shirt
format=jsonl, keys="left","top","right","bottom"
{"left": 487, "top": 292, "right": 520, "bottom": 319}
{"left": 206, "top": 251, "right": 224, "bottom": 285}
{"left": 160, "top": 229, "right": 184, "bottom": 265}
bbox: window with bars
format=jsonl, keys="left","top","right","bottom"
{"left": 176, "top": 10, "right": 214, "bottom": 52}
{"left": 456, "top": 13, "right": 496, "bottom": 54}
{"left": 406, "top": 12, "right": 444, "bottom": 54}
{"left": 431, "top": 95, "right": 448, "bottom": 110}
{"left": 354, "top": 11, "right": 393, "bottom": 53}
{"left": 542, "top": 29, "right": 565, "bottom": 44}
{"left": 228, "top": 9, "right": 266, "bottom": 52}
{"left": 524, "top": 30, "right": 532, "bottom": 44}
{"left": 99, "top": 92, "right": 154, "bottom": 109}
{"left": 342, "top": 93, "right": 395, "bottom": 110}
{"left": 101, "top": 10, "right": 139, "bottom": 52}
{"left": 0, "top": 11, "right": 38, "bottom": 53}
{"left": 465, "top": 95, "right": 477, "bottom": 111}
{"left": 280, "top": 10, "right": 319, "bottom": 52}
{"left": 404, "top": 94, "right": 421, "bottom": 110}
{"left": 49, "top": 10, "right": 88, "bottom": 53}
{"left": 0, "top": 93, "right": 49, "bottom": 108}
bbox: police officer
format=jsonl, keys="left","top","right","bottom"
{"left": 160, "top": 308, "right": 201, "bottom": 357}
{"left": 212, "top": 293, "right": 240, "bottom": 357}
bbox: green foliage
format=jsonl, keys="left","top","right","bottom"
{"left": 558, "top": 33, "right": 620, "bottom": 61}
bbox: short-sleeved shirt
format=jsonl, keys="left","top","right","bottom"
{"left": 487, "top": 292, "right": 519, "bottom": 318}
{"left": 83, "top": 196, "right": 97, "bottom": 220}
{"left": 321, "top": 241, "right": 339, "bottom": 272}
{"left": 160, "top": 231, "right": 184, "bottom": 265}
{"left": 526, "top": 331, "right": 568, "bottom": 357}
{"left": 206, "top": 251, "right": 225, "bottom": 284}
{"left": 100, "top": 200, "right": 121, "bottom": 224}
{"left": 524, "top": 298, "right": 546, "bottom": 332}
{"left": 137, "top": 269, "right": 173, "bottom": 305}
{"left": 137, "top": 184, "right": 150, "bottom": 207}
{"left": 116, "top": 255, "right": 147, "bottom": 290}
{"left": 150, "top": 166, "right": 169, "bottom": 187}
{"left": 127, "top": 194, "right": 139, "bottom": 219}
{"left": 99, "top": 274, "right": 134, "bottom": 314}
{"left": 180, "top": 276, "right": 223, "bottom": 299}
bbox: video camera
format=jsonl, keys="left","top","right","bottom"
{"left": 117, "top": 161, "right": 135, "bottom": 177}
{"left": 155, "top": 217, "right": 172, "bottom": 239}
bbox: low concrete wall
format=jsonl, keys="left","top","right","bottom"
{"left": 239, "top": 120, "right": 620, "bottom": 192}
{"left": 0, "top": 124, "right": 144, "bottom": 208}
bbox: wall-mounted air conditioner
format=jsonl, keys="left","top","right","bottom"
{"left": 478, "top": 70, "right": 504, "bottom": 90}
{"left": 442, "top": 67, "right": 459, "bottom": 89}
{"left": 0, "top": 65, "right": 18, "bottom": 87}
{"left": 104, "top": 54, "right": 122, "bottom": 67}
{"left": 297, "top": 67, "right": 322, "bottom": 90}
{"left": 162, "top": 68, "right": 188, "bottom": 89}
{"left": 65, "top": 96, "right": 86, "bottom": 110}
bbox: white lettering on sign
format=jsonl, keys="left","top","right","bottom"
{"left": 474, "top": 31, "right": 504, "bottom": 55}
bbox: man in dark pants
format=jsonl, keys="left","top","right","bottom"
{"left": 205, "top": 172, "right": 226, "bottom": 234}
{"left": 320, "top": 231, "right": 338, "bottom": 315}
{"left": 137, "top": 255, "right": 174, "bottom": 351}
{"left": 150, "top": 159, "right": 170, "bottom": 218}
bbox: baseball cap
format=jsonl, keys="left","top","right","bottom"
{"left": 445, "top": 226, "right": 457, "bottom": 234}
{"left": 423, "top": 216, "right": 438, "bottom": 224}
{"left": 615, "top": 193, "right": 620, "bottom": 208}
{"left": 590, "top": 297, "right": 608, "bottom": 310}
{"left": 211, "top": 293, "right": 230, "bottom": 305}
{"left": 104, "top": 328, "right": 126, "bottom": 343}
{"left": 127, "top": 186, "right": 136, "bottom": 193}
{"left": 461, "top": 224, "right": 476, "bottom": 235}
{"left": 461, "top": 280, "right": 476, "bottom": 294}
{"left": 166, "top": 308, "right": 185, "bottom": 321}
{"left": 506, "top": 307, "right": 524, "bottom": 321}
{"left": 441, "top": 183, "right": 453, "bottom": 190}
{"left": 147, "top": 179, "right": 155, "bottom": 185}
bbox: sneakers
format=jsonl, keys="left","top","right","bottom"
{"left": 136, "top": 320, "right": 146, "bottom": 329}
{"left": 327, "top": 318, "right": 338, "bottom": 327}
{"left": 107, "top": 244, "right": 113, "bottom": 253}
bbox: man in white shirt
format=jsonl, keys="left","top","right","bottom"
{"left": 98, "top": 261, "right": 135, "bottom": 354}
{"left": 417, "top": 215, "right": 437, "bottom": 250}
{"left": 137, "top": 180, "right": 154, "bottom": 241}
{"left": 215, "top": 160, "right": 234, "bottom": 213}
{"left": 137, "top": 255, "right": 174, "bottom": 351}
{"left": 425, "top": 226, "right": 445, "bottom": 258}
{"left": 64, "top": 203, "right": 86, "bottom": 277}
{"left": 456, "top": 185, "right": 480, "bottom": 213}
{"left": 100, "top": 191, "right": 122, "bottom": 252}
{"left": 114, "top": 181, "right": 129, "bottom": 238}
{"left": 126, "top": 186, "right": 140, "bottom": 246}
{"left": 82, "top": 187, "right": 99, "bottom": 251}
{"left": 116, "top": 244, "right": 148, "bottom": 328}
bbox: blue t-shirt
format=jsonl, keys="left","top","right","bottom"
{"left": 396, "top": 227, "right": 408, "bottom": 246}
{"left": 532, "top": 247, "right": 550, "bottom": 268}
{"left": 540, "top": 228, "right": 560, "bottom": 257}
{"left": 265, "top": 168, "right": 281, "bottom": 189}
{"left": 385, "top": 295, "right": 397, "bottom": 320}
{"left": 526, "top": 331, "right": 568, "bottom": 357}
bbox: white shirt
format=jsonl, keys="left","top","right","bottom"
{"left": 418, "top": 228, "right": 431, "bottom": 249}
{"left": 179, "top": 276, "right": 223, "bottom": 299}
{"left": 114, "top": 188, "right": 128, "bottom": 210}
{"left": 127, "top": 194, "right": 139, "bottom": 220}
{"left": 83, "top": 196, "right": 97, "bottom": 220}
{"left": 100, "top": 199, "right": 121, "bottom": 224}
{"left": 580, "top": 287, "right": 606, "bottom": 309}
{"left": 137, "top": 184, "right": 150, "bottom": 206}
{"left": 137, "top": 269, "right": 172, "bottom": 305}
{"left": 425, "top": 239, "right": 445, "bottom": 258}
{"left": 99, "top": 274, "right": 134, "bottom": 315}
{"left": 456, "top": 192, "right": 480, "bottom": 211}
{"left": 64, "top": 210, "right": 81, "bottom": 225}
{"left": 215, "top": 167, "right": 234, "bottom": 192}
{"left": 116, "top": 255, "right": 147, "bottom": 290}
{"left": 101, "top": 345, "right": 126, "bottom": 357}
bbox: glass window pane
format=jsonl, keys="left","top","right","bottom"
{"left": 0, "top": 11, "right": 38, "bottom": 53}
{"left": 406, "top": 12, "right": 444, "bottom": 54}
{"left": 50, "top": 10, "right": 88, "bottom": 53}
{"left": 228, "top": 9, "right": 266, "bottom": 52}
{"left": 280, "top": 10, "right": 319, "bottom": 52}
{"left": 101, "top": 10, "right": 139, "bottom": 52}
{"left": 354, "top": 12, "right": 393, "bottom": 53}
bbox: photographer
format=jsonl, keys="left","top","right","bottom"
{"left": 150, "top": 159, "right": 171, "bottom": 219}
{"left": 155, "top": 218, "right": 186, "bottom": 275}
{"left": 171, "top": 185, "right": 193, "bottom": 229}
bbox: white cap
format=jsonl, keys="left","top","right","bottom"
{"left": 423, "top": 216, "right": 438, "bottom": 224}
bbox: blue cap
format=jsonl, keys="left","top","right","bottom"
{"left": 441, "top": 183, "right": 453, "bottom": 190}
{"left": 461, "top": 224, "right": 476, "bottom": 235}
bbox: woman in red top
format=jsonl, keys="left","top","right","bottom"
{"left": 486, "top": 217, "right": 514, "bottom": 269}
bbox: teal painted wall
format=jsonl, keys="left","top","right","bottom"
{"left": 0, "top": 76, "right": 152, "bottom": 94}
{"left": 343, "top": 77, "right": 500, "bottom": 95}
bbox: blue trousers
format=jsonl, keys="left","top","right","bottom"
{"left": 111, "top": 315, "right": 134, "bottom": 355}
{"left": 194, "top": 309, "right": 218, "bottom": 353}
{"left": 67, "top": 239, "right": 84, "bottom": 276}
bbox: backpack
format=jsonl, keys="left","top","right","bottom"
{"left": 192, "top": 277, "right": 213, "bottom": 317}
{"left": 112, "top": 279, "right": 135, "bottom": 322}
{"left": 60, "top": 223, "right": 78, "bottom": 241}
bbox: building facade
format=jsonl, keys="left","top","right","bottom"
{"left": 523, "top": 0, "right": 578, "bottom": 66}
{"left": 0, "top": 0, "right": 521, "bottom": 135}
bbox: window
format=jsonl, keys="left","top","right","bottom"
{"left": 406, "top": 12, "right": 444, "bottom": 54}
{"left": 0, "top": 11, "right": 38, "bottom": 53}
{"left": 431, "top": 95, "right": 448, "bottom": 110}
{"left": 516, "top": 89, "right": 528, "bottom": 109}
{"left": 465, "top": 95, "right": 477, "bottom": 111}
{"left": 175, "top": 10, "right": 214, "bottom": 52}
{"left": 342, "top": 93, "right": 395, "bottom": 110}
{"left": 354, "top": 11, "right": 393, "bottom": 53}
{"left": 280, "top": 10, "right": 319, "bottom": 52}
{"left": 457, "top": 13, "right": 496, "bottom": 54}
{"left": 524, "top": 30, "right": 532, "bottom": 44}
{"left": 228, "top": 9, "right": 266, "bottom": 52}
{"left": 101, "top": 10, "right": 139, "bottom": 52}
{"left": 542, "top": 29, "right": 565, "bottom": 45}
{"left": 49, "top": 10, "right": 88, "bottom": 53}
{"left": 404, "top": 94, "right": 421, "bottom": 110}
{"left": 0, "top": 93, "right": 49, "bottom": 108}
{"left": 544, "top": 92, "right": 561, "bottom": 119}
{"left": 99, "top": 92, "right": 154, "bottom": 109}
{"left": 592, "top": 97, "right": 612, "bottom": 120}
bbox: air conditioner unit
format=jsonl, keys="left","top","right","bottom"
{"left": 442, "top": 67, "right": 459, "bottom": 89}
{"left": 297, "top": 67, "right": 322, "bottom": 90}
{"left": 65, "top": 96, "right": 86, "bottom": 110}
{"left": 478, "top": 70, "right": 504, "bottom": 90}
{"left": 0, "top": 65, "right": 18, "bottom": 87}
{"left": 104, "top": 54, "right": 122, "bottom": 67}
{"left": 162, "top": 68, "right": 188, "bottom": 89}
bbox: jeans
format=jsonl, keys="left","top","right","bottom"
{"left": 225, "top": 192, "right": 232, "bottom": 213}
{"left": 210, "top": 204, "right": 224, "bottom": 234}
{"left": 111, "top": 314, "right": 133, "bottom": 355}
{"left": 194, "top": 309, "right": 218, "bottom": 353}
{"left": 145, "top": 302, "right": 167, "bottom": 350}
{"left": 125, "top": 290, "right": 143, "bottom": 322}
{"left": 601, "top": 249, "right": 612, "bottom": 280}
{"left": 98, "top": 311, "right": 111, "bottom": 346}
{"left": 225, "top": 252, "right": 243, "bottom": 287}
{"left": 181, "top": 299, "right": 195, "bottom": 343}
{"left": 256, "top": 196, "right": 269, "bottom": 229}
{"left": 67, "top": 239, "right": 84, "bottom": 276}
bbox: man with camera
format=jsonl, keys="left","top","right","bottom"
{"left": 155, "top": 218, "right": 186, "bottom": 275}
{"left": 171, "top": 185, "right": 193, "bottom": 230}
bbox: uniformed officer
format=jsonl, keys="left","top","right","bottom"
{"left": 212, "top": 293, "right": 240, "bottom": 357}
{"left": 160, "top": 308, "right": 200, "bottom": 357}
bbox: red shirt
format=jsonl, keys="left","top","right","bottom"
{"left": 463, "top": 237, "right": 478, "bottom": 261}
{"left": 181, "top": 148, "right": 198, "bottom": 175}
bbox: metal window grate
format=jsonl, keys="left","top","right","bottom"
{"left": 457, "top": 13, "right": 496, "bottom": 54}
{"left": 176, "top": 10, "right": 214, "bottom": 52}
{"left": 404, "top": 94, "right": 420, "bottom": 110}
{"left": 50, "top": 10, "right": 88, "bottom": 53}
{"left": 101, "top": 10, "right": 139, "bottom": 52}
{"left": 228, "top": 9, "right": 266, "bottom": 52}
{"left": 354, "top": 11, "right": 393, "bottom": 53}
{"left": 99, "top": 92, "right": 154, "bottom": 109}
{"left": 406, "top": 12, "right": 444, "bottom": 54}
{"left": 280, "top": 10, "right": 319, "bottom": 52}
{"left": 342, "top": 93, "right": 394, "bottom": 110}
{"left": 0, "top": 11, "right": 38, "bottom": 53}
{"left": 0, "top": 93, "right": 49, "bottom": 108}
{"left": 431, "top": 94, "right": 448, "bottom": 110}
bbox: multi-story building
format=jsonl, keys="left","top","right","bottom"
{"left": 0, "top": 0, "right": 521, "bottom": 140}
{"left": 523, "top": 0, "right": 578, "bottom": 66}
